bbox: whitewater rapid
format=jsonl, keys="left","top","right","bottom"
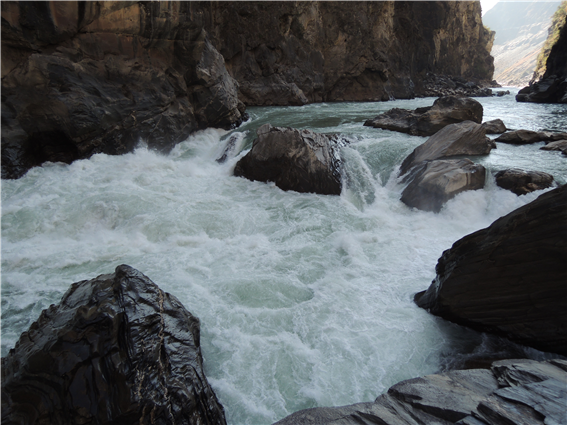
{"left": 2, "top": 89, "right": 565, "bottom": 424}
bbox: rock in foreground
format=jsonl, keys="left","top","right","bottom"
{"left": 273, "top": 358, "right": 567, "bottom": 425}
{"left": 1, "top": 265, "right": 226, "bottom": 425}
{"left": 364, "top": 96, "right": 483, "bottom": 136}
{"left": 415, "top": 185, "right": 567, "bottom": 356}
{"left": 401, "top": 159, "right": 486, "bottom": 212}
{"left": 234, "top": 124, "right": 344, "bottom": 195}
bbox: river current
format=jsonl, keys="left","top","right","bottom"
{"left": 2, "top": 88, "right": 566, "bottom": 424}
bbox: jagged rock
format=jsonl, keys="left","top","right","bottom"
{"left": 414, "top": 185, "right": 567, "bottom": 356}
{"left": 200, "top": 2, "right": 494, "bottom": 104}
{"left": 516, "top": 14, "right": 567, "bottom": 103}
{"left": 364, "top": 96, "right": 484, "bottom": 137}
{"left": 482, "top": 119, "right": 507, "bottom": 134}
{"left": 234, "top": 124, "right": 344, "bottom": 195}
{"left": 1, "top": 265, "right": 227, "bottom": 425}
{"left": 495, "top": 169, "right": 555, "bottom": 195}
{"left": 494, "top": 130, "right": 567, "bottom": 145}
{"left": 541, "top": 139, "right": 567, "bottom": 154}
{"left": 272, "top": 359, "right": 567, "bottom": 425}
{"left": 1, "top": 2, "right": 246, "bottom": 179}
{"left": 399, "top": 120, "right": 492, "bottom": 176}
{"left": 401, "top": 159, "right": 486, "bottom": 212}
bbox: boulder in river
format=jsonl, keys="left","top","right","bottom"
{"left": 1, "top": 265, "right": 227, "bottom": 425}
{"left": 401, "top": 159, "right": 486, "bottom": 212}
{"left": 399, "top": 120, "right": 493, "bottom": 176}
{"left": 494, "top": 129, "right": 567, "bottom": 145}
{"left": 414, "top": 185, "right": 567, "bottom": 356}
{"left": 495, "top": 169, "right": 555, "bottom": 195}
{"left": 482, "top": 119, "right": 507, "bottom": 134}
{"left": 273, "top": 358, "right": 567, "bottom": 425}
{"left": 234, "top": 124, "right": 344, "bottom": 195}
{"left": 541, "top": 139, "right": 567, "bottom": 155}
{"left": 364, "top": 96, "right": 483, "bottom": 136}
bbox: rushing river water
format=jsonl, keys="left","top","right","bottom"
{"left": 2, "top": 88, "right": 566, "bottom": 424}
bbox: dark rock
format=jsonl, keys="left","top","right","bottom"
{"left": 1, "top": 265, "right": 227, "bottom": 425}
{"left": 414, "top": 185, "right": 567, "bottom": 356}
{"left": 422, "top": 74, "right": 495, "bottom": 98}
{"left": 234, "top": 124, "right": 344, "bottom": 195}
{"left": 365, "top": 96, "right": 484, "bottom": 136}
{"left": 399, "top": 120, "right": 492, "bottom": 176}
{"left": 540, "top": 139, "right": 567, "bottom": 155}
{"left": 1, "top": 2, "right": 246, "bottom": 179}
{"left": 401, "top": 159, "right": 486, "bottom": 212}
{"left": 494, "top": 129, "right": 567, "bottom": 145}
{"left": 495, "top": 90, "right": 510, "bottom": 97}
{"left": 495, "top": 169, "right": 555, "bottom": 195}
{"left": 516, "top": 15, "right": 567, "bottom": 103}
{"left": 482, "top": 119, "right": 507, "bottom": 134}
{"left": 272, "top": 359, "right": 567, "bottom": 425}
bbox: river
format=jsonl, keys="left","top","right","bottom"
{"left": 2, "top": 88, "right": 566, "bottom": 424}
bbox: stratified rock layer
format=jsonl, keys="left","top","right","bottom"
{"left": 414, "top": 185, "right": 567, "bottom": 356}
{"left": 364, "top": 96, "right": 484, "bottom": 136}
{"left": 1, "top": 265, "right": 227, "bottom": 425}
{"left": 273, "top": 359, "right": 567, "bottom": 425}
{"left": 234, "top": 124, "right": 344, "bottom": 195}
{"left": 1, "top": 2, "right": 245, "bottom": 179}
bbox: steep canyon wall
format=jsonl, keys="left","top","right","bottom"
{"left": 1, "top": 1, "right": 494, "bottom": 178}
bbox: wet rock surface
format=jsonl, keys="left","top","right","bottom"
{"left": 494, "top": 129, "right": 567, "bottom": 145}
{"left": 414, "top": 185, "right": 567, "bottom": 356}
{"left": 541, "top": 139, "right": 567, "bottom": 154}
{"left": 495, "top": 169, "right": 555, "bottom": 195}
{"left": 273, "top": 359, "right": 567, "bottom": 425}
{"left": 401, "top": 159, "right": 486, "bottom": 212}
{"left": 399, "top": 120, "right": 492, "bottom": 177}
{"left": 1, "top": 265, "right": 227, "bottom": 425}
{"left": 1, "top": 2, "right": 245, "bottom": 179}
{"left": 364, "top": 96, "right": 484, "bottom": 137}
{"left": 234, "top": 124, "right": 345, "bottom": 195}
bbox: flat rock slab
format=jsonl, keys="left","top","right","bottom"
{"left": 1, "top": 265, "right": 227, "bottom": 425}
{"left": 273, "top": 359, "right": 567, "bottom": 425}
{"left": 495, "top": 169, "right": 554, "bottom": 195}
{"left": 401, "top": 159, "right": 486, "bottom": 212}
{"left": 364, "top": 96, "right": 484, "bottom": 136}
{"left": 399, "top": 120, "right": 492, "bottom": 177}
{"left": 414, "top": 185, "right": 567, "bottom": 356}
{"left": 234, "top": 124, "right": 345, "bottom": 195}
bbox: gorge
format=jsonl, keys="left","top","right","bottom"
{"left": 2, "top": 2, "right": 566, "bottom": 425}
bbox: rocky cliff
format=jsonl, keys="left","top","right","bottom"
{"left": 1, "top": 1, "right": 494, "bottom": 179}
{"left": 201, "top": 1, "right": 494, "bottom": 105}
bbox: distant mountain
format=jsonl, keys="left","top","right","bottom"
{"left": 484, "top": 1, "right": 560, "bottom": 86}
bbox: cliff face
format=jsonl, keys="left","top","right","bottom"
{"left": 1, "top": 1, "right": 246, "bottom": 179}
{"left": 201, "top": 1, "right": 495, "bottom": 105}
{"left": 1, "top": 1, "right": 494, "bottom": 178}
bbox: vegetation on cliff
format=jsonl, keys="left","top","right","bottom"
{"left": 532, "top": 1, "right": 567, "bottom": 83}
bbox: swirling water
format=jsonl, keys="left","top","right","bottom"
{"left": 2, "top": 88, "right": 566, "bottom": 424}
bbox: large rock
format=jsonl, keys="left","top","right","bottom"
{"left": 541, "top": 139, "right": 567, "bottom": 154}
{"left": 234, "top": 124, "right": 344, "bottom": 195}
{"left": 399, "top": 120, "right": 493, "bottom": 176}
{"left": 401, "top": 159, "right": 486, "bottom": 212}
{"left": 200, "top": 2, "right": 494, "bottom": 104}
{"left": 1, "top": 265, "right": 227, "bottom": 425}
{"left": 273, "top": 359, "right": 567, "bottom": 425}
{"left": 494, "top": 129, "right": 567, "bottom": 145}
{"left": 495, "top": 169, "right": 555, "bottom": 195}
{"left": 482, "top": 119, "right": 507, "bottom": 135}
{"left": 414, "top": 185, "right": 567, "bottom": 356}
{"left": 364, "top": 96, "right": 484, "bottom": 136}
{"left": 1, "top": 2, "right": 246, "bottom": 179}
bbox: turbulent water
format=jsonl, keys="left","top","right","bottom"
{"left": 2, "top": 88, "right": 566, "bottom": 424}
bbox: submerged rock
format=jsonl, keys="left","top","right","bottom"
{"left": 399, "top": 120, "right": 492, "bottom": 177}
{"left": 234, "top": 124, "right": 344, "bottom": 195}
{"left": 1, "top": 265, "right": 227, "bottom": 425}
{"left": 414, "top": 185, "right": 567, "bottom": 356}
{"left": 401, "top": 159, "right": 486, "bottom": 212}
{"left": 273, "top": 359, "right": 567, "bottom": 425}
{"left": 495, "top": 169, "right": 555, "bottom": 195}
{"left": 364, "top": 96, "right": 484, "bottom": 136}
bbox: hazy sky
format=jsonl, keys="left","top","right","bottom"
{"left": 481, "top": 0, "right": 500, "bottom": 15}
